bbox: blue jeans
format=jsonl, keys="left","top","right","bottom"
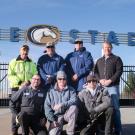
{"left": 105, "top": 85, "right": 122, "bottom": 133}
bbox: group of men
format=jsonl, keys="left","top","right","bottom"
{"left": 8, "top": 39, "right": 123, "bottom": 135}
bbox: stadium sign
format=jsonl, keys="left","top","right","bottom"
{"left": 0, "top": 25, "right": 135, "bottom": 46}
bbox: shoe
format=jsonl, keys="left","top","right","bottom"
{"left": 12, "top": 130, "right": 18, "bottom": 135}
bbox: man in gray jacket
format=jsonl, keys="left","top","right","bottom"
{"left": 78, "top": 75, "right": 113, "bottom": 135}
{"left": 44, "top": 71, "right": 78, "bottom": 135}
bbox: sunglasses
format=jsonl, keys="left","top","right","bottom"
{"left": 87, "top": 80, "right": 97, "bottom": 83}
{"left": 47, "top": 46, "right": 54, "bottom": 48}
{"left": 58, "top": 78, "right": 66, "bottom": 81}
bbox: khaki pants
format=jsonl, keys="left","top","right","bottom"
{"left": 49, "top": 105, "right": 78, "bottom": 135}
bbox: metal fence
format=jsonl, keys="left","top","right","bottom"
{"left": 0, "top": 63, "right": 135, "bottom": 107}
{"left": 0, "top": 63, "right": 9, "bottom": 107}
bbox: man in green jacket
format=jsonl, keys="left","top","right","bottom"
{"left": 8, "top": 44, "right": 37, "bottom": 135}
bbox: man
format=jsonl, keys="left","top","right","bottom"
{"left": 78, "top": 75, "right": 113, "bottom": 135}
{"left": 94, "top": 41, "right": 123, "bottom": 135}
{"left": 65, "top": 38, "right": 94, "bottom": 92}
{"left": 45, "top": 71, "right": 78, "bottom": 135}
{"left": 8, "top": 45, "right": 37, "bottom": 135}
{"left": 37, "top": 43, "right": 65, "bottom": 90}
{"left": 10, "top": 75, "right": 47, "bottom": 135}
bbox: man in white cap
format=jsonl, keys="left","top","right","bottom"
{"left": 65, "top": 38, "right": 94, "bottom": 92}
{"left": 37, "top": 43, "right": 65, "bottom": 90}
{"left": 45, "top": 71, "right": 78, "bottom": 135}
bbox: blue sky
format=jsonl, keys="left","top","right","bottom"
{"left": 0, "top": 0, "right": 135, "bottom": 65}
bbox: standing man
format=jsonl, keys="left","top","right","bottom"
{"left": 8, "top": 45, "right": 37, "bottom": 135}
{"left": 78, "top": 75, "right": 113, "bottom": 135}
{"left": 10, "top": 74, "right": 47, "bottom": 135}
{"left": 65, "top": 39, "right": 94, "bottom": 92}
{"left": 45, "top": 71, "right": 78, "bottom": 135}
{"left": 94, "top": 41, "right": 123, "bottom": 135}
{"left": 37, "top": 43, "right": 65, "bottom": 90}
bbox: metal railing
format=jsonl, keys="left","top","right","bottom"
{"left": 0, "top": 63, "right": 135, "bottom": 106}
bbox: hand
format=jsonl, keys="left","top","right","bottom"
{"left": 90, "top": 108, "right": 96, "bottom": 116}
{"left": 89, "top": 109, "right": 96, "bottom": 119}
{"left": 104, "top": 79, "right": 112, "bottom": 86}
{"left": 46, "top": 75, "right": 53, "bottom": 83}
{"left": 72, "top": 74, "right": 78, "bottom": 81}
{"left": 99, "top": 79, "right": 105, "bottom": 86}
{"left": 19, "top": 81, "right": 30, "bottom": 89}
{"left": 50, "top": 121, "right": 59, "bottom": 128}
{"left": 40, "top": 118, "right": 47, "bottom": 127}
{"left": 53, "top": 104, "right": 62, "bottom": 111}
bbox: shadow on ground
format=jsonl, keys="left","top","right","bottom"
{"left": 122, "top": 124, "right": 135, "bottom": 135}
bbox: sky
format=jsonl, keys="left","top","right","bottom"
{"left": 0, "top": 0, "right": 135, "bottom": 65}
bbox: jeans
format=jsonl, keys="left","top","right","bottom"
{"left": 105, "top": 85, "right": 122, "bottom": 133}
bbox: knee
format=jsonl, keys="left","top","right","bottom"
{"left": 69, "top": 105, "right": 78, "bottom": 114}
{"left": 106, "top": 107, "right": 114, "bottom": 115}
{"left": 17, "top": 112, "right": 27, "bottom": 123}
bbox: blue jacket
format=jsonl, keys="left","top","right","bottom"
{"left": 37, "top": 53, "right": 65, "bottom": 88}
{"left": 65, "top": 47, "right": 94, "bottom": 91}
{"left": 44, "top": 84, "right": 77, "bottom": 122}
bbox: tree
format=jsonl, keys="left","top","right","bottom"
{"left": 123, "top": 71, "right": 135, "bottom": 98}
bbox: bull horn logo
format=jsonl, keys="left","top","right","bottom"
{"left": 27, "top": 25, "right": 60, "bottom": 46}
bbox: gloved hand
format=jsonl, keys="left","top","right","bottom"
{"left": 89, "top": 109, "right": 96, "bottom": 119}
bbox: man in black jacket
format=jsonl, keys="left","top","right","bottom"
{"left": 94, "top": 41, "right": 123, "bottom": 135}
{"left": 10, "top": 75, "right": 47, "bottom": 135}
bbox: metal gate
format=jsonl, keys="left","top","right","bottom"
{"left": 0, "top": 63, "right": 135, "bottom": 107}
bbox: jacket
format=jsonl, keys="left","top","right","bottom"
{"left": 37, "top": 53, "right": 65, "bottom": 88}
{"left": 8, "top": 56, "right": 37, "bottom": 88}
{"left": 65, "top": 47, "right": 94, "bottom": 91}
{"left": 10, "top": 86, "right": 46, "bottom": 117}
{"left": 45, "top": 83, "right": 77, "bottom": 122}
{"left": 78, "top": 85, "right": 111, "bottom": 114}
{"left": 94, "top": 53, "right": 123, "bottom": 86}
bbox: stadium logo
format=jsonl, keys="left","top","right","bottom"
{"left": 27, "top": 25, "right": 60, "bottom": 46}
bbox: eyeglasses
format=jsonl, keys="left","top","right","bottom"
{"left": 87, "top": 80, "right": 97, "bottom": 83}
{"left": 57, "top": 78, "right": 66, "bottom": 81}
{"left": 47, "top": 46, "right": 54, "bottom": 48}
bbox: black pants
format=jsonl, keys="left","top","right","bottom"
{"left": 11, "top": 88, "right": 20, "bottom": 133}
{"left": 80, "top": 107, "right": 113, "bottom": 135}
{"left": 18, "top": 112, "right": 47, "bottom": 135}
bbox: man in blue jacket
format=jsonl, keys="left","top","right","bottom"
{"left": 37, "top": 43, "right": 65, "bottom": 90}
{"left": 65, "top": 39, "right": 94, "bottom": 92}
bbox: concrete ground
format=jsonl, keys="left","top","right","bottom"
{"left": 0, "top": 107, "right": 135, "bottom": 135}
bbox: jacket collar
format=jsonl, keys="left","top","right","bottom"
{"left": 103, "top": 53, "right": 114, "bottom": 59}
{"left": 54, "top": 83, "right": 68, "bottom": 91}
{"left": 74, "top": 47, "right": 86, "bottom": 53}
{"left": 16, "top": 55, "right": 31, "bottom": 62}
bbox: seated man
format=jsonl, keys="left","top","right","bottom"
{"left": 45, "top": 71, "right": 78, "bottom": 135}
{"left": 10, "top": 74, "right": 47, "bottom": 135}
{"left": 78, "top": 75, "right": 113, "bottom": 135}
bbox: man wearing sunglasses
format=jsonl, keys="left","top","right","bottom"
{"left": 8, "top": 45, "right": 37, "bottom": 135}
{"left": 37, "top": 43, "right": 65, "bottom": 90}
{"left": 45, "top": 71, "right": 78, "bottom": 135}
{"left": 78, "top": 75, "right": 113, "bottom": 135}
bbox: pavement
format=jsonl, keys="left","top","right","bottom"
{"left": 0, "top": 107, "right": 135, "bottom": 135}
